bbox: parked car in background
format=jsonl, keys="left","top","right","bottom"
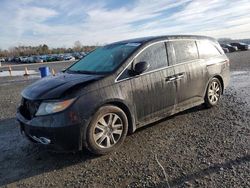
{"left": 13, "top": 57, "right": 21, "bottom": 63}
{"left": 55, "top": 54, "right": 64, "bottom": 61}
{"left": 0, "top": 57, "right": 5, "bottom": 62}
{"left": 80, "top": 51, "right": 86, "bottom": 56}
{"left": 64, "top": 54, "right": 75, "bottom": 61}
{"left": 72, "top": 52, "right": 84, "bottom": 59}
{"left": 220, "top": 44, "right": 237, "bottom": 52}
{"left": 3, "top": 51, "right": 90, "bottom": 64}
{"left": 40, "top": 55, "right": 49, "bottom": 62}
{"left": 27, "top": 56, "right": 35, "bottom": 63}
{"left": 47, "top": 54, "right": 57, "bottom": 62}
{"left": 17, "top": 35, "right": 230, "bottom": 155}
{"left": 7, "top": 57, "right": 13, "bottom": 62}
{"left": 19, "top": 56, "right": 28, "bottom": 63}
{"left": 33, "top": 56, "right": 43, "bottom": 63}
{"left": 222, "top": 47, "right": 229, "bottom": 53}
{"left": 230, "top": 42, "right": 249, "bottom": 51}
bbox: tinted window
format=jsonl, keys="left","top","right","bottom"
{"left": 134, "top": 42, "right": 168, "bottom": 72}
{"left": 197, "top": 40, "right": 221, "bottom": 59}
{"left": 68, "top": 43, "right": 140, "bottom": 74}
{"left": 171, "top": 40, "right": 198, "bottom": 64}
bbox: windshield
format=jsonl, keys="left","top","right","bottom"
{"left": 68, "top": 42, "right": 141, "bottom": 74}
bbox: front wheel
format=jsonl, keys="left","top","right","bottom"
{"left": 204, "top": 78, "right": 222, "bottom": 108}
{"left": 86, "top": 105, "right": 128, "bottom": 155}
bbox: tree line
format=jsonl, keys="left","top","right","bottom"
{"left": 0, "top": 41, "right": 99, "bottom": 58}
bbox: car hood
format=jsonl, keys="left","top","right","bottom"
{"left": 22, "top": 72, "right": 104, "bottom": 100}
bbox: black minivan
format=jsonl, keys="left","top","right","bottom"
{"left": 17, "top": 35, "right": 230, "bottom": 154}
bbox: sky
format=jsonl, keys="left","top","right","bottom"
{"left": 0, "top": 0, "right": 250, "bottom": 49}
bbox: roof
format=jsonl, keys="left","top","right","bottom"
{"left": 112, "top": 35, "right": 217, "bottom": 45}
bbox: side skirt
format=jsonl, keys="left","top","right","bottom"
{"left": 135, "top": 99, "right": 204, "bottom": 130}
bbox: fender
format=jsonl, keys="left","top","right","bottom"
{"left": 80, "top": 98, "right": 136, "bottom": 150}
{"left": 203, "top": 74, "right": 224, "bottom": 98}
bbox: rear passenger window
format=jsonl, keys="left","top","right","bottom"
{"left": 171, "top": 40, "right": 198, "bottom": 64}
{"left": 197, "top": 40, "right": 221, "bottom": 59}
{"left": 134, "top": 42, "right": 168, "bottom": 72}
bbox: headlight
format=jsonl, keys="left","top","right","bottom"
{"left": 36, "top": 98, "right": 76, "bottom": 116}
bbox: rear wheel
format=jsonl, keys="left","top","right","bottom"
{"left": 204, "top": 78, "right": 222, "bottom": 108}
{"left": 86, "top": 105, "right": 128, "bottom": 155}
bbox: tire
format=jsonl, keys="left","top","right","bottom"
{"left": 86, "top": 105, "right": 128, "bottom": 155}
{"left": 204, "top": 77, "right": 222, "bottom": 108}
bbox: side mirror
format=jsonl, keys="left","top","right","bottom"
{"left": 133, "top": 61, "right": 150, "bottom": 75}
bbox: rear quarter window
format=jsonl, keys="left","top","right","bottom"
{"left": 171, "top": 40, "right": 198, "bottom": 64}
{"left": 197, "top": 40, "right": 221, "bottom": 59}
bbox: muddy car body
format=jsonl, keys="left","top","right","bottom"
{"left": 17, "top": 35, "right": 230, "bottom": 154}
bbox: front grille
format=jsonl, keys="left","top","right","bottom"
{"left": 20, "top": 98, "right": 41, "bottom": 120}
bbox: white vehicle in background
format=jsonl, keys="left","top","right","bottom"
{"left": 64, "top": 54, "right": 75, "bottom": 61}
{"left": 27, "top": 56, "right": 35, "bottom": 63}
{"left": 33, "top": 56, "right": 43, "bottom": 63}
{"left": 7, "top": 57, "right": 13, "bottom": 62}
{"left": 0, "top": 57, "right": 5, "bottom": 62}
{"left": 20, "top": 56, "right": 28, "bottom": 63}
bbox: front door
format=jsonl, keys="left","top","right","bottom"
{"left": 129, "top": 42, "right": 176, "bottom": 124}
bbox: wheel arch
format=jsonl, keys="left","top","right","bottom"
{"left": 204, "top": 74, "right": 224, "bottom": 98}
{"left": 80, "top": 97, "right": 136, "bottom": 150}
{"left": 213, "top": 75, "right": 224, "bottom": 94}
{"left": 105, "top": 100, "right": 136, "bottom": 134}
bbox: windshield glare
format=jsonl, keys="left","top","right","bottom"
{"left": 68, "top": 42, "right": 141, "bottom": 74}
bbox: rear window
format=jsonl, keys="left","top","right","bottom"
{"left": 197, "top": 40, "right": 221, "bottom": 59}
{"left": 171, "top": 40, "right": 198, "bottom": 64}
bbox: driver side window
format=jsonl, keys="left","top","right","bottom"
{"left": 116, "top": 42, "right": 168, "bottom": 81}
{"left": 133, "top": 42, "right": 168, "bottom": 72}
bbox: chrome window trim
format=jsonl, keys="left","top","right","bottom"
{"left": 114, "top": 38, "right": 206, "bottom": 83}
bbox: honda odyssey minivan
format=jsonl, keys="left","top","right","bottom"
{"left": 17, "top": 35, "right": 230, "bottom": 155}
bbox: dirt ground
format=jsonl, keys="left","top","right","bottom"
{"left": 0, "top": 51, "right": 249, "bottom": 187}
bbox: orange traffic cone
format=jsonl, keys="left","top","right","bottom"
{"left": 24, "top": 67, "right": 29, "bottom": 76}
{"left": 8, "top": 66, "right": 12, "bottom": 76}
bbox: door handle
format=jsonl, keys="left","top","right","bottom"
{"left": 165, "top": 76, "right": 176, "bottom": 82}
{"left": 166, "top": 73, "right": 185, "bottom": 82}
{"left": 176, "top": 73, "right": 185, "bottom": 80}
{"left": 176, "top": 74, "right": 184, "bottom": 79}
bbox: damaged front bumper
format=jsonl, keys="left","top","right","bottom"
{"left": 17, "top": 108, "right": 82, "bottom": 151}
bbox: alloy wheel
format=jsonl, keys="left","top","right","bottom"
{"left": 93, "top": 113, "right": 123, "bottom": 148}
{"left": 208, "top": 81, "right": 221, "bottom": 104}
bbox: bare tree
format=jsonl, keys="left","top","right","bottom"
{"left": 0, "top": 43, "right": 99, "bottom": 57}
{"left": 73, "top": 41, "right": 82, "bottom": 52}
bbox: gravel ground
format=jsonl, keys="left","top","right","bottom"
{"left": 227, "top": 51, "right": 250, "bottom": 71}
{"left": 0, "top": 51, "right": 249, "bottom": 187}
